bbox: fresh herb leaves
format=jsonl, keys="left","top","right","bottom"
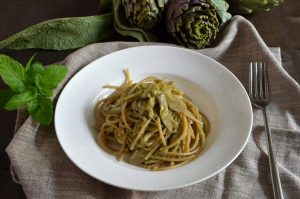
{"left": 0, "top": 54, "right": 68, "bottom": 125}
{"left": 0, "top": 54, "right": 26, "bottom": 92}
{"left": 5, "top": 88, "right": 37, "bottom": 110}
{"left": 27, "top": 97, "right": 53, "bottom": 126}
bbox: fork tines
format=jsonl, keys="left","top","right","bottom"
{"left": 249, "top": 62, "right": 270, "bottom": 101}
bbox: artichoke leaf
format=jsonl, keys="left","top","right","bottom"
{"left": 130, "top": 149, "right": 147, "bottom": 165}
{"left": 122, "top": 0, "right": 169, "bottom": 30}
{"left": 209, "top": 0, "right": 232, "bottom": 24}
{"left": 157, "top": 93, "right": 174, "bottom": 131}
{"left": 227, "top": 0, "right": 284, "bottom": 15}
{"left": 146, "top": 97, "right": 156, "bottom": 118}
{"left": 165, "top": 92, "right": 187, "bottom": 113}
{"left": 113, "top": 0, "right": 158, "bottom": 42}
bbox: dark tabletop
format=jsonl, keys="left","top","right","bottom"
{"left": 0, "top": 0, "right": 293, "bottom": 198}
{"left": 0, "top": 0, "right": 98, "bottom": 198}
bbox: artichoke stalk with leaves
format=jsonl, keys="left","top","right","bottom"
{"left": 166, "top": 0, "right": 221, "bottom": 49}
{"left": 122, "top": 0, "right": 169, "bottom": 30}
{"left": 228, "top": 0, "right": 284, "bottom": 15}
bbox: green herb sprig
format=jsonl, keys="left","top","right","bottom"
{"left": 0, "top": 54, "right": 68, "bottom": 125}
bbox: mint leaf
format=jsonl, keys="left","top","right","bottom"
{"left": 36, "top": 82, "right": 53, "bottom": 97}
{"left": 40, "top": 64, "right": 68, "bottom": 89}
{"left": 0, "top": 54, "right": 67, "bottom": 125}
{"left": 26, "top": 61, "right": 45, "bottom": 85}
{"left": 27, "top": 97, "right": 53, "bottom": 125}
{"left": 35, "top": 75, "right": 53, "bottom": 97}
{"left": 0, "top": 89, "right": 16, "bottom": 108}
{"left": 0, "top": 54, "right": 26, "bottom": 92}
{"left": 26, "top": 98, "right": 38, "bottom": 114}
{"left": 38, "top": 87, "right": 53, "bottom": 97}
{"left": 25, "top": 54, "right": 36, "bottom": 71}
{"left": 5, "top": 88, "right": 37, "bottom": 110}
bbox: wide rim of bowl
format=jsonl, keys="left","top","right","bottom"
{"left": 54, "top": 45, "right": 253, "bottom": 191}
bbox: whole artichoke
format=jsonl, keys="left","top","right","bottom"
{"left": 166, "top": 0, "right": 220, "bottom": 49}
{"left": 122, "top": 0, "right": 169, "bottom": 30}
{"left": 227, "top": 0, "right": 284, "bottom": 15}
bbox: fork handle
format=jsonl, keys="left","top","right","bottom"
{"left": 262, "top": 109, "right": 284, "bottom": 199}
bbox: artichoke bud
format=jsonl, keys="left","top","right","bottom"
{"left": 166, "top": 0, "right": 220, "bottom": 49}
{"left": 122, "top": 0, "right": 169, "bottom": 30}
{"left": 227, "top": 0, "right": 284, "bottom": 15}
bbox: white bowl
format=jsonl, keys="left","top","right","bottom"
{"left": 55, "top": 46, "right": 252, "bottom": 191}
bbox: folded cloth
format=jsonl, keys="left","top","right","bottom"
{"left": 6, "top": 16, "right": 300, "bottom": 199}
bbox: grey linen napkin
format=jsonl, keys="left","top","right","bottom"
{"left": 6, "top": 16, "right": 300, "bottom": 198}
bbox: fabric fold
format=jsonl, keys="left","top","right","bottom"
{"left": 6, "top": 16, "right": 300, "bottom": 199}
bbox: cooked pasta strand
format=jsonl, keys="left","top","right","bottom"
{"left": 94, "top": 70, "right": 209, "bottom": 170}
{"left": 161, "top": 114, "right": 187, "bottom": 150}
{"left": 130, "top": 119, "right": 151, "bottom": 150}
{"left": 157, "top": 118, "right": 167, "bottom": 146}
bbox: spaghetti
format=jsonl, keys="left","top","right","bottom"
{"left": 94, "top": 69, "right": 209, "bottom": 170}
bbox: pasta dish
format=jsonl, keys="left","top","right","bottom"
{"left": 94, "top": 70, "right": 209, "bottom": 170}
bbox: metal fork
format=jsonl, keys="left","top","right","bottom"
{"left": 249, "top": 62, "right": 283, "bottom": 199}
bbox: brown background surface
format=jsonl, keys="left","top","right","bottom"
{"left": 0, "top": 1, "right": 99, "bottom": 198}
{"left": 0, "top": 0, "right": 296, "bottom": 198}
